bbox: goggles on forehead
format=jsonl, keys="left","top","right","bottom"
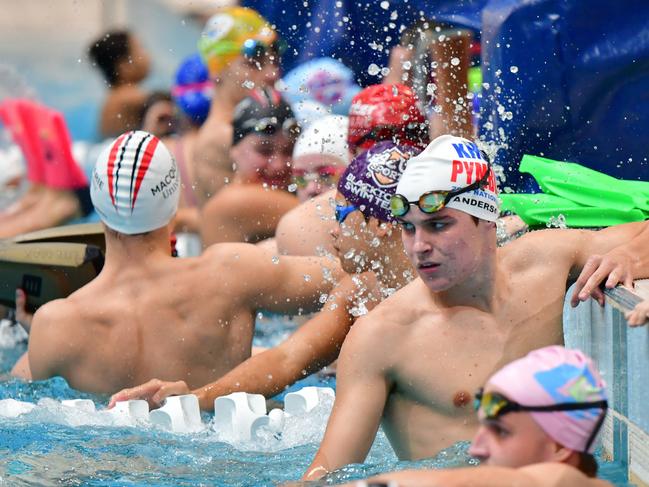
{"left": 474, "top": 388, "right": 608, "bottom": 452}
{"left": 292, "top": 165, "right": 343, "bottom": 188}
{"left": 389, "top": 165, "right": 492, "bottom": 218}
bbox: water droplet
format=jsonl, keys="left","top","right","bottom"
{"left": 509, "top": 65, "right": 519, "bottom": 74}
{"left": 380, "top": 67, "right": 391, "bottom": 77}
{"left": 450, "top": 57, "right": 460, "bottom": 66}
{"left": 272, "top": 256, "right": 280, "bottom": 264}
{"left": 380, "top": 1, "right": 390, "bottom": 9}
{"left": 319, "top": 293, "right": 328, "bottom": 304}
{"left": 344, "top": 249, "right": 356, "bottom": 260}
{"left": 242, "top": 80, "right": 255, "bottom": 89}
{"left": 367, "top": 64, "right": 381, "bottom": 76}
{"left": 288, "top": 183, "right": 297, "bottom": 192}
{"left": 303, "top": 274, "right": 312, "bottom": 282}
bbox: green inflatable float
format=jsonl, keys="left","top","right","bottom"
{"left": 500, "top": 155, "right": 649, "bottom": 228}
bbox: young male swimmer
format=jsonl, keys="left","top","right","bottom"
{"left": 351, "top": 346, "right": 612, "bottom": 487}
{"left": 200, "top": 87, "right": 300, "bottom": 245}
{"left": 13, "top": 131, "right": 340, "bottom": 394}
{"left": 272, "top": 114, "right": 351, "bottom": 257}
{"left": 304, "top": 134, "right": 649, "bottom": 479}
{"left": 109, "top": 142, "right": 418, "bottom": 410}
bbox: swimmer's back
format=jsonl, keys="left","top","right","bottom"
{"left": 28, "top": 245, "right": 256, "bottom": 394}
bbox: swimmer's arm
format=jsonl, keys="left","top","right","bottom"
{"left": 226, "top": 243, "right": 342, "bottom": 314}
{"left": 193, "top": 276, "right": 367, "bottom": 410}
{"left": 193, "top": 129, "right": 233, "bottom": 204}
{"left": 362, "top": 463, "right": 611, "bottom": 487}
{"left": 303, "top": 315, "right": 390, "bottom": 480}
{"left": 201, "top": 185, "right": 299, "bottom": 245}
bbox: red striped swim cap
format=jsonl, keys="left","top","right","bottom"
{"left": 90, "top": 131, "right": 180, "bottom": 234}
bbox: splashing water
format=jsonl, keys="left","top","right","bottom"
{"left": 546, "top": 214, "right": 568, "bottom": 229}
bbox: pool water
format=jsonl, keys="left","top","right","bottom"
{"left": 0, "top": 319, "right": 634, "bottom": 486}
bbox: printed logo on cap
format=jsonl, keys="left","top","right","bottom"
{"left": 367, "top": 145, "right": 410, "bottom": 188}
{"left": 203, "top": 14, "right": 235, "bottom": 42}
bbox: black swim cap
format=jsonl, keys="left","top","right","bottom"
{"left": 232, "top": 87, "right": 299, "bottom": 145}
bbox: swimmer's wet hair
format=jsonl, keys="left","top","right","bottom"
{"left": 579, "top": 452, "right": 598, "bottom": 478}
{"left": 88, "top": 30, "right": 131, "bottom": 86}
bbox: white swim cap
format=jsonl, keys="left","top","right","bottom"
{"left": 90, "top": 131, "right": 180, "bottom": 234}
{"left": 395, "top": 134, "right": 500, "bottom": 222}
{"left": 293, "top": 115, "right": 350, "bottom": 166}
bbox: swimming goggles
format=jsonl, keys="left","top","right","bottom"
{"left": 241, "top": 38, "right": 287, "bottom": 59}
{"left": 350, "top": 123, "right": 426, "bottom": 151}
{"left": 389, "top": 165, "right": 492, "bottom": 218}
{"left": 245, "top": 117, "right": 301, "bottom": 139}
{"left": 292, "top": 165, "right": 343, "bottom": 188}
{"left": 474, "top": 388, "right": 608, "bottom": 452}
{"left": 335, "top": 203, "right": 359, "bottom": 224}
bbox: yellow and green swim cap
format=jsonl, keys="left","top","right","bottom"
{"left": 198, "top": 6, "right": 278, "bottom": 77}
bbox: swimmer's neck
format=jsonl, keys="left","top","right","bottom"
{"left": 434, "top": 252, "right": 505, "bottom": 312}
{"left": 374, "top": 242, "right": 415, "bottom": 291}
{"left": 101, "top": 226, "right": 173, "bottom": 272}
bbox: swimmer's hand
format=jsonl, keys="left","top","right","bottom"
{"left": 108, "top": 379, "right": 191, "bottom": 410}
{"left": 14, "top": 289, "right": 34, "bottom": 332}
{"left": 571, "top": 249, "right": 634, "bottom": 307}
{"left": 625, "top": 299, "right": 649, "bottom": 327}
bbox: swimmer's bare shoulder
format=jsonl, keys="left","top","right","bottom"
{"left": 498, "top": 228, "right": 586, "bottom": 274}
{"left": 519, "top": 462, "right": 613, "bottom": 487}
{"left": 367, "top": 463, "right": 612, "bottom": 487}
{"left": 343, "top": 278, "right": 428, "bottom": 357}
{"left": 275, "top": 190, "right": 336, "bottom": 256}
{"left": 28, "top": 297, "right": 84, "bottom": 380}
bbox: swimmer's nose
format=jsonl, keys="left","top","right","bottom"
{"left": 411, "top": 229, "right": 432, "bottom": 255}
{"left": 262, "top": 63, "right": 280, "bottom": 85}
{"left": 468, "top": 426, "right": 489, "bottom": 462}
{"left": 305, "top": 180, "right": 321, "bottom": 198}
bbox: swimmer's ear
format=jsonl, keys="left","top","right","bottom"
{"left": 549, "top": 442, "right": 574, "bottom": 463}
{"left": 368, "top": 217, "right": 391, "bottom": 238}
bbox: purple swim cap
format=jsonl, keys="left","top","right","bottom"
{"left": 337, "top": 141, "right": 420, "bottom": 222}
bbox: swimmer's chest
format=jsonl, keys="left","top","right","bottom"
{"left": 386, "top": 313, "right": 501, "bottom": 417}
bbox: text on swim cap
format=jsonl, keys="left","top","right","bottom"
{"left": 452, "top": 142, "right": 482, "bottom": 159}
{"left": 451, "top": 160, "right": 496, "bottom": 193}
{"left": 151, "top": 164, "right": 179, "bottom": 199}
{"left": 343, "top": 174, "right": 390, "bottom": 210}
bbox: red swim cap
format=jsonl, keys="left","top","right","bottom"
{"left": 347, "top": 84, "right": 428, "bottom": 152}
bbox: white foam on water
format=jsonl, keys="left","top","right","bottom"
{"left": 0, "top": 319, "right": 28, "bottom": 348}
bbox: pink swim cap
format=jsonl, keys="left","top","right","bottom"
{"left": 487, "top": 346, "right": 607, "bottom": 453}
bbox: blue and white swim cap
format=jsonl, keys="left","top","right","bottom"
{"left": 281, "top": 58, "right": 361, "bottom": 116}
